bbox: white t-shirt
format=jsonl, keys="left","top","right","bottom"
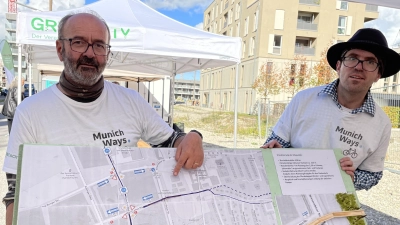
{"left": 273, "top": 86, "right": 391, "bottom": 172}
{"left": 3, "top": 81, "right": 173, "bottom": 174}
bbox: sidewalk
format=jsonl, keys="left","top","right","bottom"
{"left": 0, "top": 97, "right": 9, "bottom": 223}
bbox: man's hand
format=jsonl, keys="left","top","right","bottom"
{"left": 173, "top": 132, "right": 204, "bottom": 176}
{"left": 260, "top": 139, "right": 282, "bottom": 148}
{"left": 340, "top": 157, "right": 355, "bottom": 182}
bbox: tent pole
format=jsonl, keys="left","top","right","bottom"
{"left": 169, "top": 62, "right": 176, "bottom": 127}
{"left": 29, "top": 60, "right": 32, "bottom": 97}
{"left": 161, "top": 78, "right": 165, "bottom": 121}
{"left": 148, "top": 81, "right": 150, "bottom": 102}
{"left": 17, "top": 44, "right": 22, "bottom": 105}
{"left": 234, "top": 63, "right": 239, "bottom": 148}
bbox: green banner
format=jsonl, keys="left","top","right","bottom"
{"left": 0, "top": 39, "right": 15, "bottom": 85}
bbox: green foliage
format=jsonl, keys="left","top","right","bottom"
{"left": 335, "top": 193, "right": 366, "bottom": 225}
{"left": 382, "top": 106, "right": 400, "bottom": 128}
{"left": 173, "top": 105, "right": 280, "bottom": 137}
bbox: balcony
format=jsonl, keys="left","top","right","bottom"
{"left": 365, "top": 4, "right": 378, "bottom": 12}
{"left": 299, "top": 0, "right": 320, "bottom": 6}
{"left": 295, "top": 46, "right": 315, "bottom": 55}
{"left": 297, "top": 22, "right": 318, "bottom": 31}
{"left": 273, "top": 47, "right": 281, "bottom": 54}
{"left": 5, "top": 23, "right": 16, "bottom": 30}
{"left": 13, "top": 61, "right": 27, "bottom": 68}
{"left": 6, "top": 35, "right": 16, "bottom": 43}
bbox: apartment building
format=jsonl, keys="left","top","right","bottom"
{"left": 200, "top": 0, "right": 378, "bottom": 113}
{"left": 174, "top": 79, "right": 200, "bottom": 101}
{"left": 5, "top": 13, "right": 28, "bottom": 84}
{"left": 5, "top": 13, "right": 41, "bottom": 92}
{"left": 370, "top": 47, "right": 400, "bottom": 107}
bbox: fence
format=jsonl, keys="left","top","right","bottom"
{"left": 371, "top": 84, "right": 400, "bottom": 171}
{"left": 252, "top": 85, "right": 400, "bottom": 171}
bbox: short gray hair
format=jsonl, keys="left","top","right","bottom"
{"left": 58, "top": 10, "right": 111, "bottom": 43}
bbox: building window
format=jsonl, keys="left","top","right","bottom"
{"left": 273, "top": 35, "right": 282, "bottom": 54}
{"left": 244, "top": 16, "right": 249, "bottom": 36}
{"left": 337, "top": 1, "right": 348, "bottom": 10}
{"left": 224, "top": 13, "right": 228, "bottom": 28}
{"left": 242, "top": 41, "right": 246, "bottom": 58}
{"left": 254, "top": 10, "right": 259, "bottom": 31}
{"left": 236, "top": 3, "right": 241, "bottom": 20}
{"left": 393, "top": 73, "right": 398, "bottom": 83}
{"left": 230, "top": 27, "right": 233, "bottom": 36}
{"left": 383, "top": 78, "right": 389, "bottom": 92}
{"left": 338, "top": 16, "right": 346, "bottom": 35}
{"left": 298, "top": 15, "right": 312, "bottom": 23}
{"left": 236, "top": 22, "right": 240, "bottom": 36}
{"left": 207, "top": 12, "right": 211, "bottom": 25}
{"left": 212, "top": 8, "right": 215, "bottom": 20}
{"left": 250, "top": 36, "right": 255, "bottom": 56}
{"left": 266, "top": 62, "right": 273, "bottom": 74}
{"left": 229, "top": 9, "right": 233, "bottom": 24}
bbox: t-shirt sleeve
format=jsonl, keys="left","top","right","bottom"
{"left": 357, "top": 122, "right": 390, "bottom": 172}
{"left": 136, "top": 95, "right": 173, "bottom": 145}
{"left": 3, "top": 107, "right": 36, "bottom": 174}
{"left": 272, "top": 96, "right": 298, "bottom": 143}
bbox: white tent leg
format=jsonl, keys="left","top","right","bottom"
{"left": 234, "top": 63, "right": 239, "bottom": 148}
{"left": 17, "top": 44, "right": 22, "bottom": 105}
{"left": 169, "top": 62, "right": 176, "bottom": 128}
{"left": 29, "top": 62, "right": 32, "bottom": 97}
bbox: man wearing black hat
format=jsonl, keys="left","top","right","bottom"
{"left": 261, "top": 28, "right": 400, "bottom": 191}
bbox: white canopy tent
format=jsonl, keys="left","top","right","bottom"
{"left": 347, "top": 0, "right": 400, "bottom": 8}
{"left": 15, "top": 0, "right": 243, "bottom": 145}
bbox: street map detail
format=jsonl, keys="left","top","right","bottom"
{"left": 15, "top": 146, "right": 357, "bottom": 225}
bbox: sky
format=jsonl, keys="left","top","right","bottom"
{"left": 1, "top": 0, "right": 400, "bottom": 80}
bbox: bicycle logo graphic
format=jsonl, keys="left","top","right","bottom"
{"left": 343, "top": 148, "right": 358, "bottom": 159}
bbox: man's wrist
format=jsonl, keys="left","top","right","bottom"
{"left": 189, "top": 130, "right": 203, "bottom": 139}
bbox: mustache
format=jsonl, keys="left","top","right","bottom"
{"left": 77, "top": 56, "right": 99, "bottom": 69}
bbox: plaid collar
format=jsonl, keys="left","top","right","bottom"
{"left": 318, "top": 79, "right": 375, "bottom": 116}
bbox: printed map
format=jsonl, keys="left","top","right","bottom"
{"left": 15, "top": 146, "right": 356, "bottom": 225}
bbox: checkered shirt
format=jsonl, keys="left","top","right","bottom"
{"left": 264, "top": 79, "right": 383, "bottom": 190}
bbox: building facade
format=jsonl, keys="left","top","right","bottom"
{"left": 174, "top": 79, "right": 200, "bottom": 101}
{"left": 5, "top": 13, "right": 27, "bottom": 83}
{"left": 200, "top": 0, "right": 378, "bottom": 113}
{"left": 5, "top": 13, "right": 40, "bottom": 93}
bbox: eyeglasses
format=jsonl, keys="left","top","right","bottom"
{"left": 60, "top": 38, "right": 111, "bottom": 56}
{"left": 341, "top": 56, "right": 380, "bottom": 72}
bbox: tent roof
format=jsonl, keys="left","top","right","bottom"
{"left": 37, "top": 64, "right": 166, "bottom": 82}
{"left": 17, "top": 0, "right": 241, "bottom": 75}
{"left": 347, "top": 0, "right": 400, "bottom": 8}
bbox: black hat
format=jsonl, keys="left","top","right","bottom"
{"left": 327, "top": 28, "right": 400, "bottom": 78}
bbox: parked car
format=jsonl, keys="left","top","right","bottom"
{"left": 24, "top": 84, "right": 36, "bottom": 98}
{"left": 0, "top": 89, "right": 8, "bottom": 96}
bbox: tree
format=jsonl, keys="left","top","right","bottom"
{"left": 281, "top": 55, "right": 312, "bottom": 97}
{"left": 312, "top": 41, "right": 337, "bottom": 86}
{"left": 252, "top": 61, "right": 285, "bottom": 114}
{"left": 252, "top": 61, "right": 285, "bottom": 99}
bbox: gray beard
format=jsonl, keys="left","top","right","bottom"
{"left": 62, "top": 50, "right": 106, "bottom": 86}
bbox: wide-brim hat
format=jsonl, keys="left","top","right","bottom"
{"left": 327, "top": 28, "right": 400, "bottom": 78}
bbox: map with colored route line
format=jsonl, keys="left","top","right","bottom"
{"left": 14, "top": 145, "right": 360, "bottom": 225}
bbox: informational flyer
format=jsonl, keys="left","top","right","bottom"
{"left": 14, "top": 145, "right": 361, "bottom": 225}
{"left": 272, "top": 149, "right": 346, "bottom": 195}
